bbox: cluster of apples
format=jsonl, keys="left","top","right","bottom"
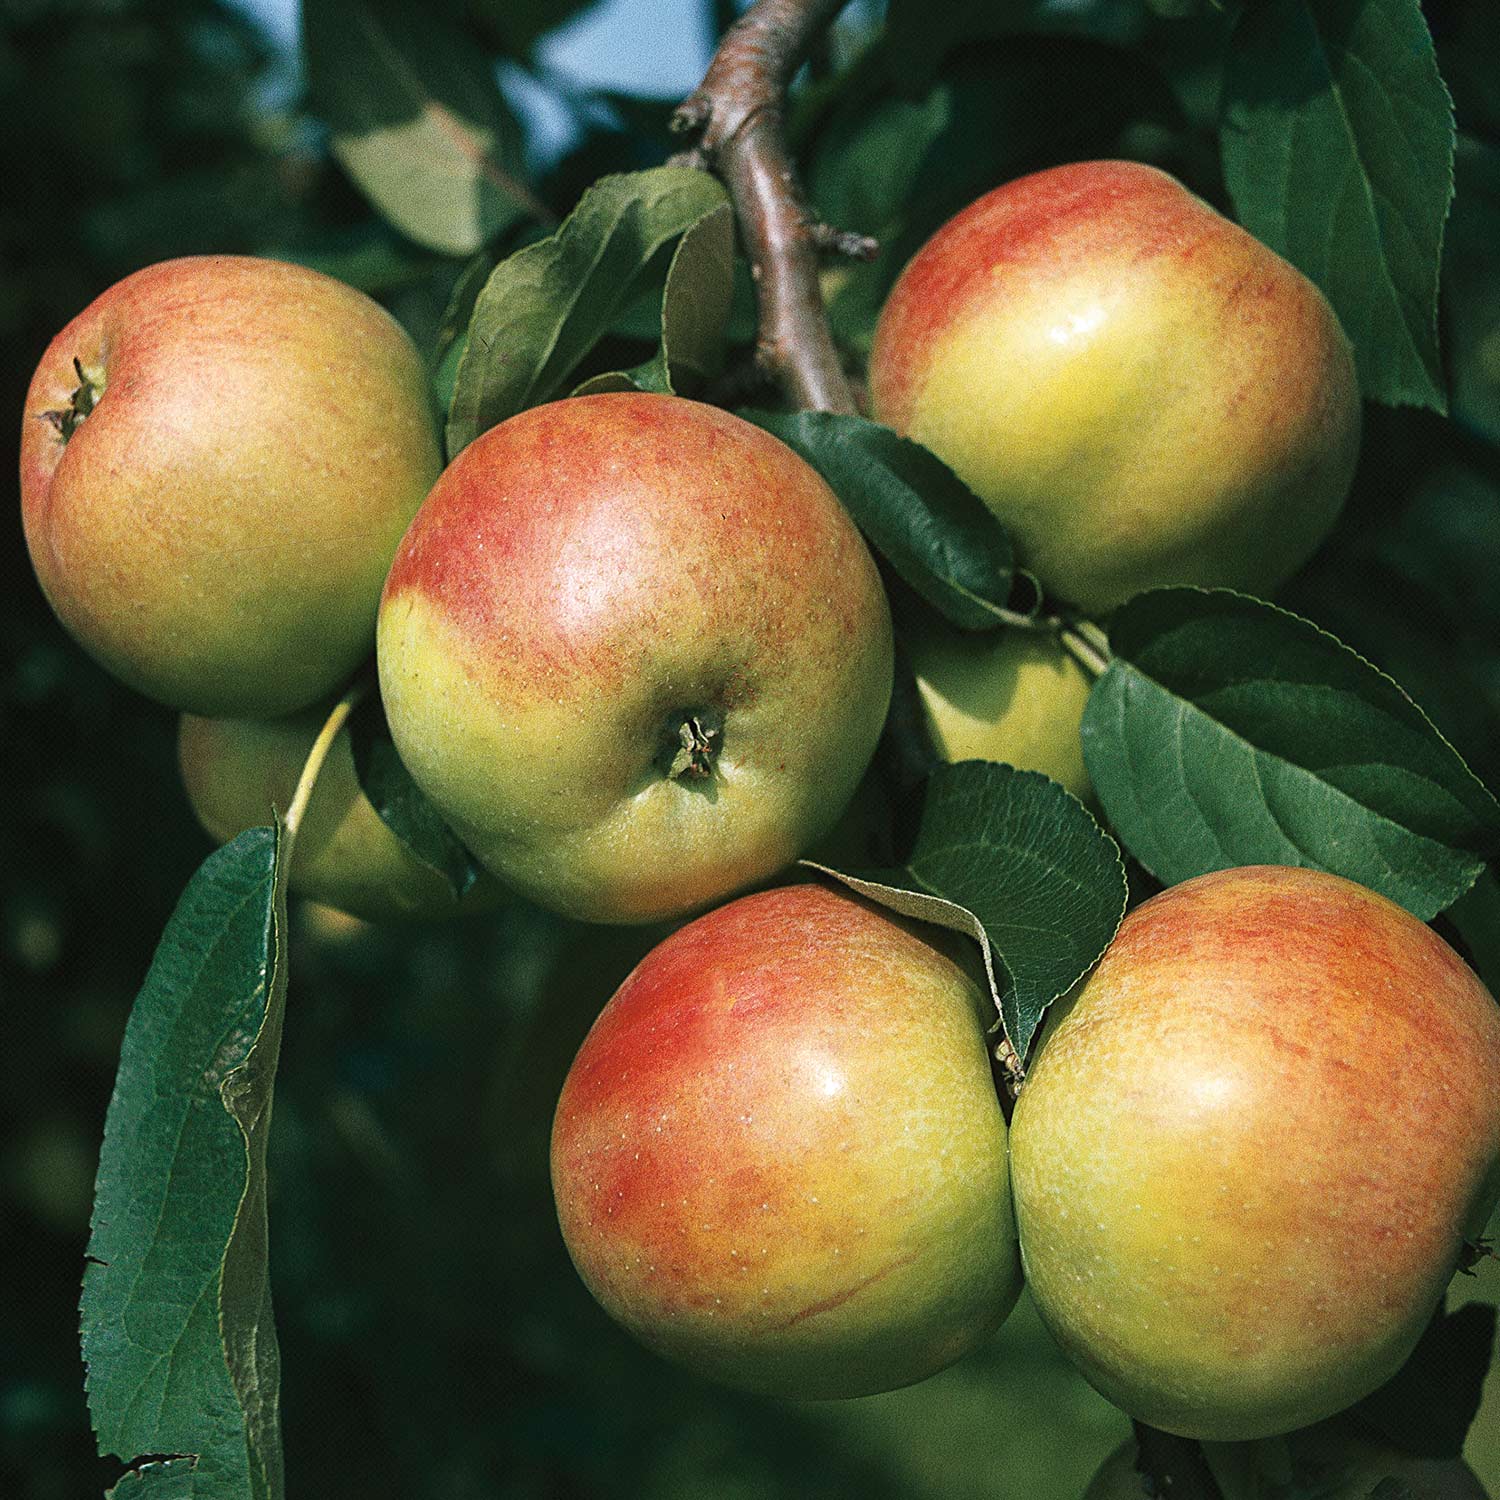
{"left": 553, "top": 869, "right": 1500, "bottom": 1445}
{"left": 20, "top": 161, "right": 1499, "bottom": 1453}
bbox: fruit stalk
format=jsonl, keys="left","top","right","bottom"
{"left": 672, "top": 0, "right": 862, "bottom": 414}
{"left": 283, "top": 679, "right": 367, "bottom": 842}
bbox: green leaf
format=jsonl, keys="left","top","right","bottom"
{"left": 83, "top": 828, "right": 289, "bottom": 1500}
{"left": 811, "top": 762, "right": 1127, "bottom": 1067}
{"left": 1350, "top": 1301, "right": 1497, "bottom": 1459}
{"left": 1448, "top": 867, "right": 1500, "bottom": 999}
{"left": 741, "top": 410, "right": 1027, "bottom": 629}
{"left": 432, "top": 251, "right": 495, "bottom": 414}
{"left": 881, "top": 0, "right": 1030, "bottom": 92}
{"left": 347, "top": 696, "right": 485, "bottom": 901}
{"left": 446, "top": 167, "right": 728, "bottom": 453}
{"left": 657, "top": 201, "right": 734, "bottom": 394}
{"left": 107, "top": 1459, "right": 203, "bottom": 1497}
{"left": 466, "top": 0, "right": 598, "bottom": 55}
{"left": 304, "top": 0, "right": 536, "bottom": 256}
{"left": 1080, "top": 589, "right": 1500, "bottom": 920}
{"left": 1220, "top": 0, "right": 1454, "bottom": 411}
{"left": 570, "top": 201, "right": 735, "bottom": 400}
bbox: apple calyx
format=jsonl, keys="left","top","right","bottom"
{"left": 38, "top": 356, "right": 104, "bottom": 443}
{"left": 664, "top": 712, "right": 721, "bottom": 782}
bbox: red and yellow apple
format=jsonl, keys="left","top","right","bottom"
{"left": 1011, "top": 865, "right": 1500, "bottom": 1441}
{"left": 20, "top": 255, "right": 441, "bottom": 717}
{"left": 550, "top": 881, "right": 1022, "bottom": 1399}
{"left": 178, "top": 709, "right": 503, "bottom": 924}
{"left": 376, "top": 393, "right": 894, "bottom": 925}
{"left": 901, "top": 607, "right": 1095, "bottom": 802}
{"left": 869, "top": 161, "right": 1362, "bottom": 614}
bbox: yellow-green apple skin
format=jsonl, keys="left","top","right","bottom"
{"left": 1086, "top": 1425, "right": 1488, "bottom": 1500}
{"left": 377, "top": 393, "right": 894, "bottom": 925}
{"left": 20, "top": 255, "right": 442, "bottom": 717}
{"left": 901, "top": 608, "right": 1095, "bottom": 801}
{"left": 868, "top": 161, "right": 1362, "bottom": 614}
{"left": 1010, "top": 865, "right": 1500, "bottom": 1442}
{"left": 178, "top": 709, "right": 503, "bottom": 924}
{"left": 549, "top": 881, "right": 1022, "bottom": 1399}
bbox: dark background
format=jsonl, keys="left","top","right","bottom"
{"left": 3, "top": 2, "right": 1498, "bottom": 1496}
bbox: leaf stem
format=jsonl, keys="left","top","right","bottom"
{"left": 1058, "top": 617, "right": 1113, "bottom": 678}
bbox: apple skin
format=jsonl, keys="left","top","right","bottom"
{"left": 1085, "top": 1424, "right": 1489, "bottom": 1500}
{"left": 377, "top": 393, "right": 894, "bottom": 925}
{"left": 178, "top": 709, "right": 505, "bottom": 924}
{"left": 20, "top": 255, "right": 442, "bottom": 717}
{"left": 901, "top": 607, "right": 1095, "bottom": 802}
{"left": 1010, "top": 865, "right": 1500, "bottom": 1442}
{"left": 550, "top": 881, "right": 1022, "bottom": 1399}
{"left": 869, "top": 161, "right": 1361, "bottom": 614}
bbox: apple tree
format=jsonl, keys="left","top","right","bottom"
{"left": 7, "top": 0, "right": 1500, "bottom": 1497}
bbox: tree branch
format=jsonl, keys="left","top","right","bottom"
{"left": 672, "top": 0, "right": 862, "bottom": 414}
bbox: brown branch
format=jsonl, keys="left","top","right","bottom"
{"left": 1133, "top": 1422, "right": 1226, "bottom": 1500}
{"left": 671, "top": 0, "right": 859, "bottom": 414}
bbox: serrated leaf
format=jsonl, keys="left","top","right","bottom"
{"left": 1350, "top": 1301, "right": 1498, "bottom": 1459}
{"left": 740, "top": 410, "right": 1029, "bottom": 629}
{"left": 107, "top": 1458, "right": 203, "bottom": 1497}
{"left": 347, "top": 696, "right": 485, "bottom": 901}
{"left": 446, "top": 167, "right": 728, "bottom": 453}
{"left": 83, "top": 828, "right": 289, "bottom": 1500}
{"left": 570, "top": 202, "right": 735, "bottom": 400}
{"left": 304, "top": 0, "right": 536, "bottom": 256}
{"left": 1220, "top": 0, "right": 1454, "bottom": 410}
{"left": 1080, "top": 588, "right": 1500, "bottom": 920}
{"left": 812, "top": 762, "right": 1126, "bottom": 1065}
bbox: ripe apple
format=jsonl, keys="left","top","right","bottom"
{"left": 1085, "top": 1423, "right": 1488, "bottom": 1500}
{"left": 178, "top": 708, "right": 504, "bottom": 924}
{"left": 1010, "top": 865, "right": 1500, "bottom": 1442}
{"left": 900, "top": 605, "right": 1095, "bottom": 802}
{"left": 549, "top": 880, "right": 1022, "bottom": 1399}
{"left": 868, "top": 161, "right": 1362, "bottom": 614}
{"left": 376, "top": 393, "right": 894, "bottom": 925}
{"left": 20, "top": 255, "right": 442, "bottom": 717}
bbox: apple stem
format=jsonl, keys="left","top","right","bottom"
{"left": 283, "top": 676, "right": 370, "bottom": 845}
{"left": 1133, "top": 1422, "right": 1227, "bottom": 1500}
{"left": 671, "top": 0, "right": 861, "bottom": 414}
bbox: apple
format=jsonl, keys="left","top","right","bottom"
{"left": 868, "top": 161, "right": 1362, "bottom": 614}
{"left": 376, "top": 393, "right": 894, "bottom": 925}
{"left": 20, "top": 255, "right": 442, "bottom": 717}
{"left": 1010, "top": 865, "right": 1500, "bottom": 1442}
{"left": 178, "top": 708, "right": 504, "bottom": 924}
{"left": 549, "top": 880, "right": 1023, "bottom": 1399}
{"left": 900, "top": 605, "right": 1095, "bottom": 802}
{"left": 1085, "top": 1423, "right": 1488, "bottom": 1500}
